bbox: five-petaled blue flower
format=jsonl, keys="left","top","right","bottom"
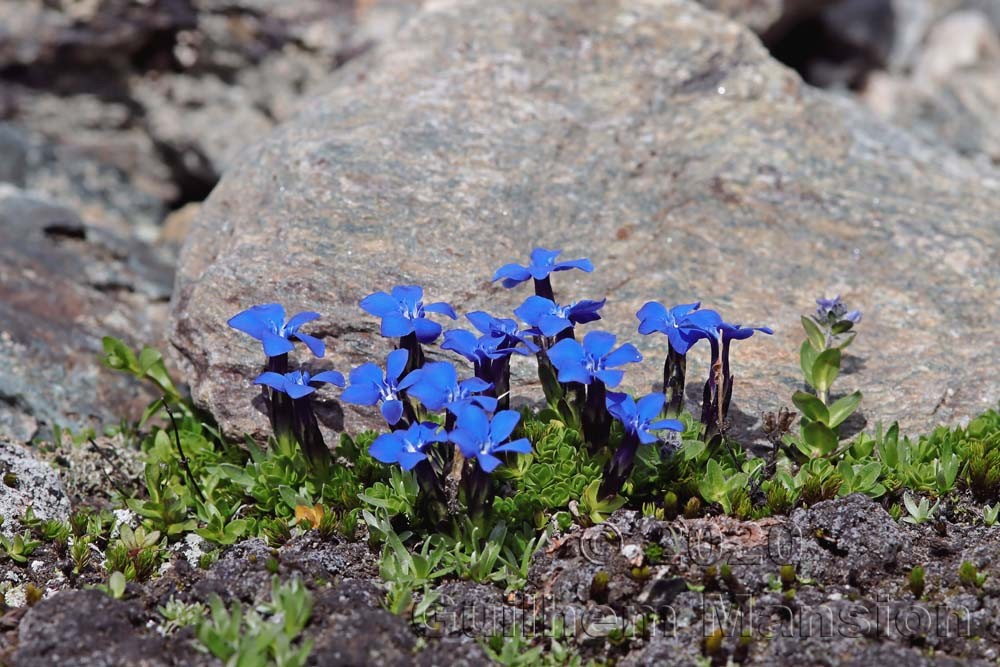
{"left": 228, "top": 303, "right": 326, "bottom": 357}
{"left": 492, "top": 248, "right": 594, "bottom": 289}
{"left": 466, "top": 311, "right": 539, "bottom": 354}
{"left": 449, "top": 407, "right": 532, "bottom": 473}
{"left": 441, "top": 330, "right": 535, "bottom": 367}
{"left": 403, "top": 361, "right": 498, "bottom": 413}
{"left": 547, "top": 331, "right": 642, "bottom": 387}
{"left": 341, "top": 349, "right": 410, "bottom": 425}
{"left": 636, "top": 301, "right": 722, "bottom": 355}
{"left": 815, "top": 295, "right": 861, "bottom": 324}
{"left": 253, "top": 369, "right": 345, "bottom": 399}
{"left": 368, "top": 422, "right": 447, "bottom": 471}
{"left": 515, "top": 296, "right": 606, "bottom": 337}
{"left": 606, "top": 392, "right": 684, "bottom": 444}
{"left": 360, "top": 285, "right": 457, "bottom": 344}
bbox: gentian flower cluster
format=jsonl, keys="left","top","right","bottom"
{"left": 228, "top": 304, "right": 342, "bottom": 471}
{"left": 229, "top": 246, "right": 772, "bottom": 513}
{"left": 636, "top": 300, "right": 772, "bottom": 441}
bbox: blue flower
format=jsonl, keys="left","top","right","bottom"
{"left": 449, "top": 407, "right": 532, "bottom": 473}
{"left": 253, "top": 369, "right": 345, "bottom": 400}
{"left": 228, "top": 303, "right": 325, "bottom": 357}
{"left": 606, "top": 392, "right": 684, "bottom": 444}
{"left": 636, "top": 301, "right": 722, "bottom": 355}
{"left": 815, "top": 295, "right": 861, "bottom": 323}
{"left": 719, "top": 322, "right": 774, "bottom": 341}
{"left": 360, "top": 285, "right": 457, "bottom": 344}
{"left": 466, "top": 311, "right": 539, "bottom": 354}
{"left": 492, "top": 248, "right": 593, "bottom": 289}
{"left": 402, "top": 361, "right": 498, "bottom": 413}
{"left": 547, "top": 331, "right": 642, "bottom": 387}
{"left": 368, "top": 422, "right": 447, "bottom": 471}
{"left": 341, "top": 349, "right": 410, "bottom": 425}
{"left": 514, "top": 296, "right": 606, "bottom": 338}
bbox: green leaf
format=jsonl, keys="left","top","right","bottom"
{"left": 138, "top": 398, "right": 165, "bottom": 428}
{"left": 828, "top": 391, "right": 861, "bottom": 428}
{"left": 792, "top": 391, "right": 830, "bottom": 425}
{"left": 831, "top": 319, "right": 854, "bottom": 334}
{"left": 810, "top": 348, "right": 841, "bottom": 395}
{"left": 799, "top": 340, "right": 818, "bottom": 387}
{"left": 101, "top": 336, "right": 138, "bottom": 373}
{"left": 801, "top": 421, "right": 838, "bottom": 457}
{"left": 800, "top": 316, "right": 826, "bottom": 351}
{"left": 538, "top": 356, "right": 563, "bottom": 407}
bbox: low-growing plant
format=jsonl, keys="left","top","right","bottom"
{"left": 195, "top": 578, "right": 313, "bottom": 667}
{"left": 902, "top": 493, "right": 940, "bottom": 525}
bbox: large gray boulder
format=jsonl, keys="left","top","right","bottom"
{"left": 169, "top": 0, "right": 1000, "bottom": 445}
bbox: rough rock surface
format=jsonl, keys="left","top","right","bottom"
{"left": 0, "top": 186, "right": 172, "bottom": 439}
{"left": 170, "top": 0, "right": 1000, "bottom": 445}
{"left": 0, "top": 0, "right": 424, "bottom": 208}
{"left": 0, "top": 439, "right": 70, "bottom": 539}
{"left": 699, "top": 0, "right": 835, "bottom": 37}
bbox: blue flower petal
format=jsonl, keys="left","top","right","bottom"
{"left": 538, "top": 315, "right": 570, "bottom": 338}
{"left": 547, "top": 338, "right": 585, "bottom": 369}
{"left": 464, "top": 311, "right": 495, "bottom": 335}
{"left": 582, "top": 331, "right": 617, "bottom": 358}
{"left": 381, "top": 313, "right": 414, "bottom": 338}
{"left": 381, "top": 399, "right": 405, "bottom": 425}
{"left": 359, "top": 292, "right": 398, "bottom": 317}
{"left": 398, "top": 451, "right": 428, "bottom": 471}
{"left": 412, "top": 317, "right": 443, "bottom": 344}
{"left": 636, "top": 301, "right": 667, "bottom": 324}
{"left": 369, "top": 433, "right": 402, "bottom": 463}
{"left": 594, "top": 369, "right": 624, "bottom": 387}
{"left": 454, "top": 405, "right": 490, "bottom": 439}
{"left": 461, "top": 377, "right": 492, "bottom": 393}
{"left": 252, "top": 371, "right": 286, "bottom": 391}
{"left": 554, "top": 258, "right": 594, "bottom": 273}
{"left": 310, "top": 370, "right": 346, "bottom": 388}
{"left": 636, "top": 393, "right": 666, "bottom": 421}
{"left": 476, "top": 452, "right": 503, "bottom": 473}
{"left": 489, "top": 410, "right": 521, "bottom": 443}
{"left": 424, "top": 301, "right": 458, "bottom": 319}
{"left": 449, "top": 428, "right": 479, "bottom": 458}
{"left": 284, "top": 382, "right": 315, "bottom": 400}
{"left": 349, "top": 363, "right": 384, "bottom": 386}
{"left": 285, "top": 311, "right": 320, "bottom": 332}
{"left": 649, "top": 418, "right": 685, "bottom": 432}
{"left": 472, "top": 395, "right": 499, "bottom": 412}
{"left": 262, "top": 331, "right": 295, "bottom": 357}
{"left": 293, "top": 332, "right": 326, "bottom": 358}
{"left": 385, "top": 349, "right": 410, "bottom": 382}
{"left": 228, "top": 303, "right": 285, "bottom": 339}
{"left": 341, "top": 383, "right": 380, "bottom": 406}
{"left": 397, "top": 368, "right": 423, "bottom": 392}
{"left": 637, "top": 430, "right": 660, "bottom": 445}
{"left": 492, "top": 263, "right": 532, "bottom": 285}
{"left": 514, "top": 296, "right": 555, "bottom": 325}
{"left": 391, "top": 285, "right": 423, "bottom": 305}
{"left": 441, "top": 329, "right": 480, "bottom": 362}
{"left": 603, "top": 343, "right": 642, "bottom": 368}
{"left": 494, "top": 437, "right": 532, "bottom": 455}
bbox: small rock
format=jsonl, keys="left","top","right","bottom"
{"left": 0, "top": 439, "right": 70, "bottom": 539}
